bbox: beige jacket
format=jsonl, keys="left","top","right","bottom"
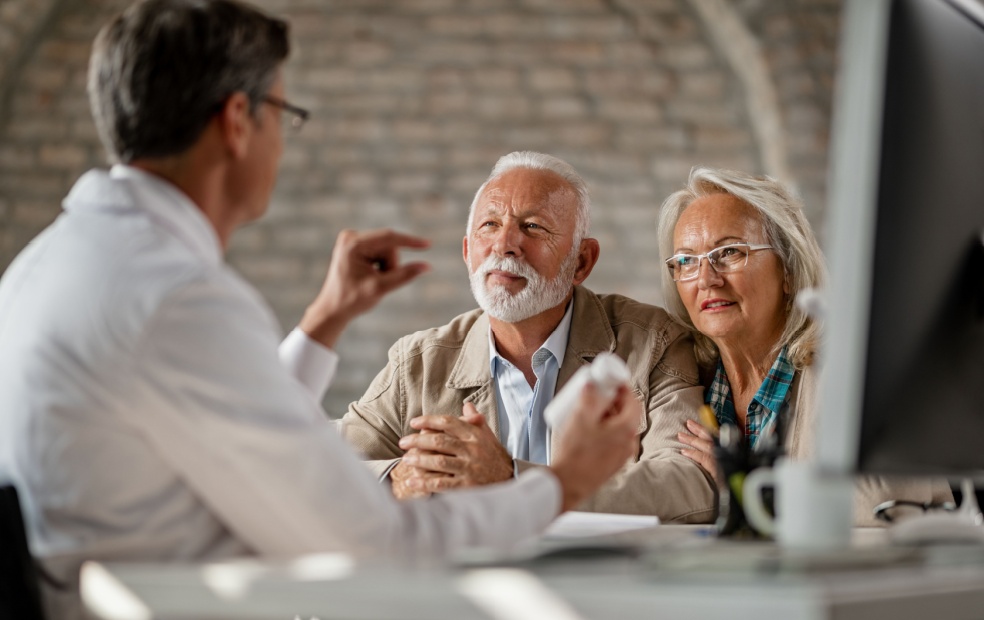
{"left": 341, "top": 286, "right": 717, "bottom": 522}
{"left": 785, "top": 365, "right": 953, "bottom": 526}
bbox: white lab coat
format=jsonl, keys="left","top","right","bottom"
{"left": 0, "top": 166, "right": 560, "bottom": 613}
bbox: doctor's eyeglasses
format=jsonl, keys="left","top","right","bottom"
{"left": 262, "top": 95, "right": 310, "bottom": 131}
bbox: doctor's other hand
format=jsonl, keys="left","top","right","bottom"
{"left": 548, "top": 382, "right": 639, "bottom": 513}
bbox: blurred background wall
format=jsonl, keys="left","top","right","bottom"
{"left": 0, "top": 0, "right": 841, "bottom": 416}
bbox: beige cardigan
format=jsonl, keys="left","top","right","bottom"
{"left": 785, "top": 365, "right": 953, "bottom": 527}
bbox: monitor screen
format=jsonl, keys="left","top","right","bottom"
{"left": 818, "top": 0, "right": 984, "bottom": 479}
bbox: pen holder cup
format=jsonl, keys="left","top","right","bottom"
{"left": 712, "top": 425, "right": 779, "bottom": 539}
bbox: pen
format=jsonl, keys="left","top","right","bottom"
{"left": 698, "top": 404, "right": 719, "bottom": 437}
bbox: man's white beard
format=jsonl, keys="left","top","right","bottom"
{"left": 469, "top": 251, "right": 578, "bottom": 323}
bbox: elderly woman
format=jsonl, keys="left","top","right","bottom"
{"left": 658, "top": 166, "right": 951, "bottom": 526}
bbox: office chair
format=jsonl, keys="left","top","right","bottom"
{"left": 0, "top": 483, "right": 48, "bottom": 620}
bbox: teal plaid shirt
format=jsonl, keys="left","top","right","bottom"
{"left": 706, "top": 346, "right": 795, "bottom": 451}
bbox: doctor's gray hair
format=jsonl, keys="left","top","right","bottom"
{"left": 88, "top": 0, "right": 289, "bottom": 163}
{"left": 466, "top": 151, "right": 591, "bottom": 246}
{"left": 657, "top": 166, "right": 827, "bottom": 369}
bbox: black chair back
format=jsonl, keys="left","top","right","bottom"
{"left": 0, "top": 483, "right": 47, "bottom": 620}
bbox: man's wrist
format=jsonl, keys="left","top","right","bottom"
{"left": 548, "top": 461, "right": 591, "bottom": 513}
{"left": 298, "top": 306, "right": 348, "bottom": 350}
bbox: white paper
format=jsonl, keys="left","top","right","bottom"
{"left": 544, "top": 511, "right": 659, "bottom": 539}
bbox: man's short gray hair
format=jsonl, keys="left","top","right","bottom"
{"left": 656, "top": 166, "right": 827, "bottom": 369}
{"left": 88, "top": 0, "right": 289, "bottom": 164}
{"left": 466, "top": 151, "right": 591, "bottom": 244}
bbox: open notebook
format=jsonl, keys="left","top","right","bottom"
{"left": 543, "top": 511, "right": 659, "bottom": 540}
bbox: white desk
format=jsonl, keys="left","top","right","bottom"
{"left": 80, "top": 525, "right": 984, "bottom": 620}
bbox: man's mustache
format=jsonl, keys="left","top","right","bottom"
{"left": 477, "top": 256, "right": 539, "bottom": 280}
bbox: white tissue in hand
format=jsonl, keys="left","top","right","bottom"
{"left": 545, "top": 352, "right": 630, "bottom": 432}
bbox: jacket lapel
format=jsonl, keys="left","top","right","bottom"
{"left": 446, "top": 312, "right": 500, "bottom": 437}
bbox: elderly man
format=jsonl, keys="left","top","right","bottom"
{"left": 342, "top": 152, "right": 716, "bottom": 520}
{"left": 0, "top": 3, "right": 641, "bottom": 616}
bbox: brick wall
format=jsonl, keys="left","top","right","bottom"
{"left": 0, "top": 0, "right": 62, "bottom": 91}
{"left": 0, "top": 0, "right": 842, "bottom": 416}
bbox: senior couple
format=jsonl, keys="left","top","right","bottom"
{"left": 0, "top": 1, "right": 949, "bottom": 616}
{"left": 342, "top": 152, "right": 952, "bottom": 523}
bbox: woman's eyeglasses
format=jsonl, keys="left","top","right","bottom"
{"left": 665, "top": 243, "right": 774, "bottom": 282}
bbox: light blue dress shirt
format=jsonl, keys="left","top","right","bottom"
{"left": 488, "top": 302, "right": 574, "bottom": 465}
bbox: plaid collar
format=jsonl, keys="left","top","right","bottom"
{"left": 705, "top": 346, "right": 795, "bottom": 450}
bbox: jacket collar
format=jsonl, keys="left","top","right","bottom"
{"left": 447, "top": 285, "right": 616, "bottom": 390}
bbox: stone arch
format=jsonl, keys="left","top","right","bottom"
{"left": 687, "top": 0, "right": 792, "bottom": 183}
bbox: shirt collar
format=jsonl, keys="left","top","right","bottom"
{"left": 487, "top": 299, "right": 575, "bottom": 373}
{"left": 108, "top": 165, "right": 223, "bottom": 267}
{"left": 706, "top": 345, "right": 795, "bottom": 423}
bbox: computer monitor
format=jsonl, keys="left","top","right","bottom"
{"left": 818, "top": 0, "right": 984, "bottom": 483}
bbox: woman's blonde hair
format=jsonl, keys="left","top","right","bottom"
{"left": 656, "top": 166, "right": 827, "bottom": 369}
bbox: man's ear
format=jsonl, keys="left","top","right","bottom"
{"left": 216, "top": 92, "right": 254, "bottom": 160}
{"left": 462, "top": 235, "right": 469, "bottom": 265}
{"left": 572, "top": 238, "right": 600, "bottom": 285}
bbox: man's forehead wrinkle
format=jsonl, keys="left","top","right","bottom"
{"left": 483, "top": 186, "right": 508, "bottom": 202}
{"left": 479, "top": 189, "right": 508, "bottom": 214}
{"left": 479, "top": 187, "right": 574, "bottom": 215}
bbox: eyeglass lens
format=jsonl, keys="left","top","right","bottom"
{"left": 263, "top": 96, "right": 308, "bottom": 131}
{"left": 668, "top": 245, "right": 751, "bottom": 281}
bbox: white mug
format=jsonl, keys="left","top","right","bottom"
{"left": 743, "top": 458, "right": 854, "bottom": 548}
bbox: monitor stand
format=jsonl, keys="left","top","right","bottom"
{"left": 889, "top": 479, "right": 984, "bottom": 544}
